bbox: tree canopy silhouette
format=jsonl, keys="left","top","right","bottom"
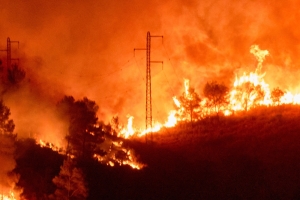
{"left": 57, "top": 96, "right": 104, "bottom": 159}
{"left": 7, "top": 63, "right": 26, "bottom": 85}
{"left": 0, "top": 100, "right": 15, "bottom": 134}
{"left": 203, "top": 81, "right": 229, "bottom": 115}
{"left": 271, "top": 87, "right": 284, "bottom": 106}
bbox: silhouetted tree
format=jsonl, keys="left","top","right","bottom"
{"left": 271, "top": 87, "right": 284, "bottom": 106}
{"left": 0, "top": 100, "right": 15, "bottom": 134}
{"left": 14, "top": 138, "right": 64, "bottom": 200}
{"left": 50, "top": 160, "right": 88, "bottom": 200}
{"left": 57, "top": 96, "right": 103, "bottom": 158}
{"left": 7, "top": 63, "right": 26, "bottom": 85}
{"left": 203, "top": 81, "right": 229, "bottom": 115}
{"left": 176, "top": 87, "right": 201, "bottom": 122}
{"left": 0, "top": 100, "right": 17, "bottom": 197}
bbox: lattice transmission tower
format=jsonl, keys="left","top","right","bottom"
{"left": 1, "top": 37, "right": 19, "bottom": 80}
{"left": 135, "top": 31, "right": 163, "bottom": 144}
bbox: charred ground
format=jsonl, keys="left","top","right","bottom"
{"left": 16, "top": 105, "right": 300, "bottom": 199}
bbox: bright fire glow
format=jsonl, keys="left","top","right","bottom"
{"left": 35, "top": 44, "right": 300, "bottom": 171}
{"left": 119, "top": 116, "right": 135, "bottom": 138}
{"left": 2, "top": 191, "right": 16, "bottom": 200}
{"left": 184, "top": 78, "right": 190, "bottom": 95}
{"left": 164, "top": 110, "right": 177, "bottom": 127}
{"left": 117, "top": 44, "right": 300, "bottom": 139}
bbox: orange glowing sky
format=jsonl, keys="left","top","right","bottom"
{"left": 1, "top": 0, "right": 300, "bottom": 132}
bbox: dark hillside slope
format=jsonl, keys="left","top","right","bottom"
{"left": 128, "top": 105, "right": 300, "bottom": 199}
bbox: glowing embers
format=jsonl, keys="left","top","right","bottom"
{"left": 38, "top": 139, "right": 64, "bottom": 153}
{"left": 93, "top": 141, "right": 145, "bottom": 170}
{"left": 37, "top": 137, "right": 145, "bottom": 170}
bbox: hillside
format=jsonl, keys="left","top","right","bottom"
{"left": 15, "top": 105, "right": 300, "bottom": 199}
{"left": 126, "top": 105, "right": 300, "bottom": 199}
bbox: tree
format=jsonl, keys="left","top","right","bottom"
{"left": 14, "top": 138, "right": 64, "bottom": 200}
{"left": 50, "top": 160, "right": 88, "bottom": 200}
{"left": 203, "top": 81, "right": 229, "bottom": 115}
{"left": 271, "top": 87, "right": 284, "bottom": 106}
{"left": 176, "top": 87, "right": 201, "bottom": 122}
{"left": 7, "top": 63, "right": 26, "bottom": 85}
{"left": 233, "top": 82, "right": 265, "bottom": 111}
{"left": 0, "top": 99, "right": 15, "bottom": 134}
{"left": 57, "top": 96, "right": 103, "bottom": 158}
{"left": 0, "top": 100, "right": 18, "bottom": 198}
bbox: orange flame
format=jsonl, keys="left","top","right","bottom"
{"left": 2, "top": 191, "right": 17, "bottom": 200}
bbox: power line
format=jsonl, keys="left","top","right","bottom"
{"left": 162, "top": 42, "right": 182, "bottom": 84}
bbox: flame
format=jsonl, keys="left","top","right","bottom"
{"left": 119, "top": 116, "right": 135, "bottom": 138}
{"left": 164, "top": 110, "right": 177, "bottom": 127}
{"left": 229, "top": 45, "right": 300, "bottom": 112}
{"left": 119, "top": 44, "right": 300, "bottom": 139}
{"left": 35, "top": 44, "right": 300, "bottom": 172}
{"left": 38, "top": 139, "right": 64, "bottom": 153}
{"left": 250, "top": 44, "right": 269, "bottom": 73}
{"left": 37, "top": 136, "right": 145, "bottom": 170}
{"left": 173, "top": 96, "right": 181, "bottom": 107}
{"left": 93, "top": 142, "right": 145, "bottom": 170}
{"left": 184, "top": 78, "right": 190, "bottom": 95}
{"left": 1, "top": 191, "right": 17, "bottom": 200}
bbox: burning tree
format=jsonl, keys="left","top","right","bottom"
{"left": 203, "top": 81, "right": 229, "bottom": 115}
{"left": 229, "top": 45, "right": 270, "bottom": 112}
{"left": 174, "top": 79, "right": 202, "bottom": 122}
{"left": 232, "top": 81, "right": 265, "bottom": 111}
{"left": 50, "top": 159, "right": 88, "bottom": 200}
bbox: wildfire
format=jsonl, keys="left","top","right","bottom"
{"left": 229, "top": 45, "right": 300, "bottom": 112}
{"left": 118, "top": 44, "right": 300, "bottom": 139}
{"left": 35, "top": 44, "right": 300, "bottom": 171}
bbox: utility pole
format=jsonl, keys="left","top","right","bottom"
{"left": 135, "top": 31, "right": 163, "bottom": 144}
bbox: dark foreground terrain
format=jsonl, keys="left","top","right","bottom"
{"left": 15, "top": 105, "right": 300, "bottom": 199}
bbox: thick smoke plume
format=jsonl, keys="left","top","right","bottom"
{"left": 1, "top": 0, "right": 300, "bottom": 130}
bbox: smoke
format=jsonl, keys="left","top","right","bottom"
{"left": 0, "top": 0, "right": 300, "bottom": 129}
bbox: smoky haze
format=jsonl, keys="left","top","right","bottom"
{"left": 0, "top": 0, "right": 300, "bottom": 134}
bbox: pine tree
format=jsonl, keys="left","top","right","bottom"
{"left": 50, "top": 160, "right": 88, "bottom": 200}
